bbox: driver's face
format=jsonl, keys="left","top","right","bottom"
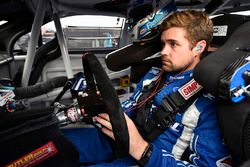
{"left": 160, "top": 27, "right": 197, "bottom": 72}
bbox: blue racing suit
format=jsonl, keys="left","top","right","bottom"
{"left": 62, "top": 67, "right": 232, "bottom": 167}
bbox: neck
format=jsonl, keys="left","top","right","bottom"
{"left": 183, "top": 57, "right": 200, "bottom": 72}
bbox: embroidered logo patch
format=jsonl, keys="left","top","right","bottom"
{"left": 178, "top": 79, "right": 202, "bottom": 100}
{"left": 6, "top": 141, "right": 58, "bottom": 167}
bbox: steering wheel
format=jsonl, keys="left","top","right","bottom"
{"left": 82, "top": 53, "right": 129, "bottom": 157}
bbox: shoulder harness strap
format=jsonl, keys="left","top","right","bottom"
{"left": 145, "top": 78, "right": 203, "bottom": 141}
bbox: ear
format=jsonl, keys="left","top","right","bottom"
{"left": 192, "top": 40, "right": 207, "bottom": 56}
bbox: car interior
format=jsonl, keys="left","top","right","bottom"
{"left": 0, "top": 0, "right": 250, "bottom": 166}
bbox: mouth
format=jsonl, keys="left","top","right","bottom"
{"left": 162, "top": 59, "right": 171, "bottom": 65}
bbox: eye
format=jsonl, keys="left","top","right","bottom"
{"left": 169, "top": 41, "right": 177, "bottom": 48}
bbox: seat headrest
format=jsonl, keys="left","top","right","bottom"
{"left": 194, "top": 21, "right": 250, "bottom": 98}
{"left": 105, "top": 36, "right": 161, "bottom": 71}
{"left": 211, "top": 14, "right": 250, "bottom": 47}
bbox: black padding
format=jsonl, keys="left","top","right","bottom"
{"left": 0, "top": 126, "right": 79, "bottom": 167}
{"left": 29, "top": 37, "right": 61, "bottom": 85}
{"left": 193, "top": 21, "right": 250, "bottom": 96}
{"left": 217, "top": 98, "right": 250, "bottom": 165}
{"left": 13, "top": 37, "right": 61, "bottom": 86}
{"left": 0, "top": 107, "right": 55, "bottom": 134}
{"left": 14, "top": 76, "right": 67, "bottom": 99}
{"left": 105, "top": 37, "right": 161, "bottom": 71}
{"left": 0, "top": 108, "right": 79, "bottom": 166}
{"left": 130, "top": 57, "right": 161, "bottom": 83}
{"left": 211, "top": 14, "right": 250, "bottom": 47}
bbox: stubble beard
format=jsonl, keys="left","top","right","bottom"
{"left": 162, "top": 62, "right": 186, "bottom": 73}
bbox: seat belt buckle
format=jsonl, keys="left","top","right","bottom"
{"left": 157, "top": 95, "right": 180, "bottom": 130}
{"left": 157, "top": 116, "right": 174, "bottom": 130}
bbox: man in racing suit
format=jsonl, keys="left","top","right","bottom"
{"left": 62, "top": 10, "right": 232, "bottom": 166}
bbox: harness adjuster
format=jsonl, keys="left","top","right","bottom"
{"left": 157, "top": 113, "right": 175, "bottom": 130}
{"left": 156, "top": 96, "right": 180, "bottom": 130}
{"left": 161, "top": 95, "right": 180, "bottom": 113}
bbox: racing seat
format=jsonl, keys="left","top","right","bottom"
{"left": 194, "top": 20, "right": 250, "bottom": 166}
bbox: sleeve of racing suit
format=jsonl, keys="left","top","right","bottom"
{"left": 122, "top": 67, "right": 162, "bottom": 117}
{"left": 144, "top": 98, "right": 232, "bottom": 167}
{"left": 121, "top": 70, "right": 148, "bottom": 117}
{"left": 121, "top": 79, "right": 143, "bottom": 117}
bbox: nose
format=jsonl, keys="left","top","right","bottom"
{"left": 161, "top": 44, "right": 170, "bottom": 57}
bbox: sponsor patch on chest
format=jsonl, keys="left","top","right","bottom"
{"left": 178, "top": 79, "right": 202, "bottom": 100}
